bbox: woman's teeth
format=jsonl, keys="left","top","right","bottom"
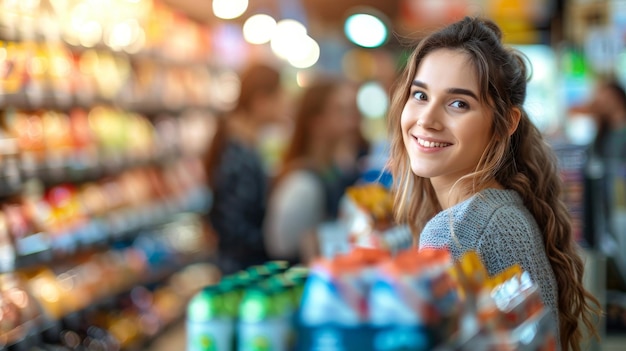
{"left": 418, "top": 138, "right": 450, "bottom": 148}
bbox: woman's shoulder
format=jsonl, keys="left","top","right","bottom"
{"left": 446, "top": 188, "right": 525, "bottom": 224}
{"left": 469, "top": 189, "right": 538, "bottom": 231}
{"left": 272, "top": 169, "right": 325, "bottom": 197}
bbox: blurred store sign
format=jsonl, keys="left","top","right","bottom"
{"left": 398, "top": 0, "right": 554, "bottom": 43}
{"left": 584, "top": 27, "right": 624, "bottom": 75}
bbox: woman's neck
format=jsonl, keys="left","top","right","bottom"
{"left": 432, "top": 178, "right": 503, "bottom": 210}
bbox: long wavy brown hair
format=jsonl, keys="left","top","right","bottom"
{"left": 387, "top": 17, "right": 600, "bottom": 350}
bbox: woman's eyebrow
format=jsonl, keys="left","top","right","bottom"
{"left": 412, "top": 80, "right": 479, "bottom": 101}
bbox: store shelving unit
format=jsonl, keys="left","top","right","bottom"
{"left": 0, "top": 0, "right": 224, "bottom": 349}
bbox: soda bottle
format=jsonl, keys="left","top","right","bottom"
{"left": 238, "top": 285, "right": 289, "bottom": 351}
{"left": 187, "top": 285, "right": 234, "bottom": 351}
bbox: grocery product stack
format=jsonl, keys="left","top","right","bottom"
{"left": 187, "top": 248, "right": 557, "bottom": 351}
{"left": 187, "top": 261, "right": 308, "bottom": 351}
{"left": 186, "top": 182, "right": 557, "bottom": 351}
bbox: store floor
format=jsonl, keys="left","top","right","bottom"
{"left": 148, "top": 322, "right": 626, "bottom": 351}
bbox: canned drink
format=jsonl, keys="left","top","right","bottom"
{"left": 187, "top": 285, "right": 235, "bottom": 351}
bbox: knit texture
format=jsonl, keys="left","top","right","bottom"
{"left": 419, "top": 188, "right": 559, "bottom": 337}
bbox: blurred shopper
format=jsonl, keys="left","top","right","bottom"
{"left": 584, "top": 79, "right": 626, "bottom": 160}
{"left": 386, "top": 17, "right": 600, "bottom": 350}
{"left": 264, "top": 77, "right": 361, "bottom": 263}
{"left": 570, "top": 80, "right": 626, "bottom": 242}
{"left": 334, "top": 101, "right": 370, "bottom": 188}
{"left": 203, "top": 63, "right": 287, "bottom": 275}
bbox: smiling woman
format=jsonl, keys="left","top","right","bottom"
{"left": 400, "top": 49, "right": 495, "bottom": 205}
{"left": 387, "top": 17, "right": 601, "bottom": 351}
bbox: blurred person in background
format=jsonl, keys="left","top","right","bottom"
{"left": 203, "top": 63, "right": 288, "bottom": 275}
{"left": 334, "top": 101, "right": 371, "bottom": 189}
{"left": 571, "top": 79, "right": 626, "bottom": 297}
{"left": 570, "top": 80, "right": 626, "bottom": 238}
{"left": 573, "top": 79, "right": 626, "bottom": 160}
{"left": 264, "top": 77, "right": 363, "bottom": 264}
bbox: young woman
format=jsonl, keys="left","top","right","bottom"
{"left": 264, "top": 77, "right": 361, "bottom": 263}
{"left": 386, "top": 17, "right": 600, "bottom": 350}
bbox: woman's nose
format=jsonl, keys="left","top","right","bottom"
{"left": 417, "top": 104, "right": 442, "bottom": 129}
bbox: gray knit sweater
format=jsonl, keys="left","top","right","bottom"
{"left": 419, "top": 188, "right": 560, "bottom": 339}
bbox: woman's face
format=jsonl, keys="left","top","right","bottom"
{"left": 400, "top": 49, "right": 494, "bottom": 190}
{"left": 319, "top": 84, "right": 358, "bottom": 140}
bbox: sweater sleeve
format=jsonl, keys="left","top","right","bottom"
{"left": 264, "top": 170, "right": 326, "bottom": 260}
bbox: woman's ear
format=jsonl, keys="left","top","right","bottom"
{"left": 508, "top": 107, "right": 522, "bottom": 136}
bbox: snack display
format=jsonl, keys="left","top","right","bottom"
{"left": 292, "top": 248, "right": 557, "bottom": 351}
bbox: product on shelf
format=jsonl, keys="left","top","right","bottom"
{"left": 68, "top": 107, "right": 99, "bottom": 173}
{"left": 187, "top": 261, "right": 305, "bottom": 351}
{"left": 187, "top": 285, "right": 234, "bottom": 351}
{"left": 0, "top": 211, "right": 16, "bottom": 273}
{"left": 9, "top": 109, "right": 46, "bottom": 176}
{"left": 42, "top": 110, "right": 73, "bottom": 178}
{"left": 0, "top": 272, "right": 44, "bottom": 348}
{"left": 0, "top": 115, "right": 21, "bottom": 193}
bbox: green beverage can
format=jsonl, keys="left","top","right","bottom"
{"left": 187, "top": 286, "right": 234, "bottom": 351}
{"left": 237, "top": 285, "right": 289, "bottom": 351}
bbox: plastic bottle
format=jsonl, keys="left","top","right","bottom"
{"left": 237, "top": 285, "right": 289, "bottom": 351}
{"left": 187, "top": 285, "right": 234, "bottom": 351}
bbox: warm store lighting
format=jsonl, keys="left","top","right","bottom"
{"left": 212, "top": 0, "right": 248, "bottom": 20}
{"left": 270, "top": 19, "right": 307, "bottom": 59}
{"left": 243, "top": 14, "right": 276, "bottom": 45}
{"left": 79, "top": 21, "right": 103, "bottom": 48}
{"left": 287, "top": 35, "right": 319, "bottom": 69}
{"left": 357, "top": 81, "right": 388, "bottom": 119}
{"left": 345, "top": 12, "right": 388, "bottom": 48}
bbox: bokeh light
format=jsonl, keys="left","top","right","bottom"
{"left": 243, "top": 14, "right": 276, "bottom": 45}
{"left": 357, "top": 81, "right": 388, "bottom": 119}
{"left": 287, "top": 35, "right": 320, "bottom": 69}
{"left": 345, "top": 12, "right": 388, "bottom": 48}
{"left": 212, "top": 0, "right": 248, "bottom": 20}
{"left": 270, "top": 19, "right": 307, "bottom": 60}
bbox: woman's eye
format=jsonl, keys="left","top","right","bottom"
{"left": 450, "top": 100, "right": 468, "bottom": 109}
{"left": 412, "top": 91, "right": 427, "bottom": 100}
